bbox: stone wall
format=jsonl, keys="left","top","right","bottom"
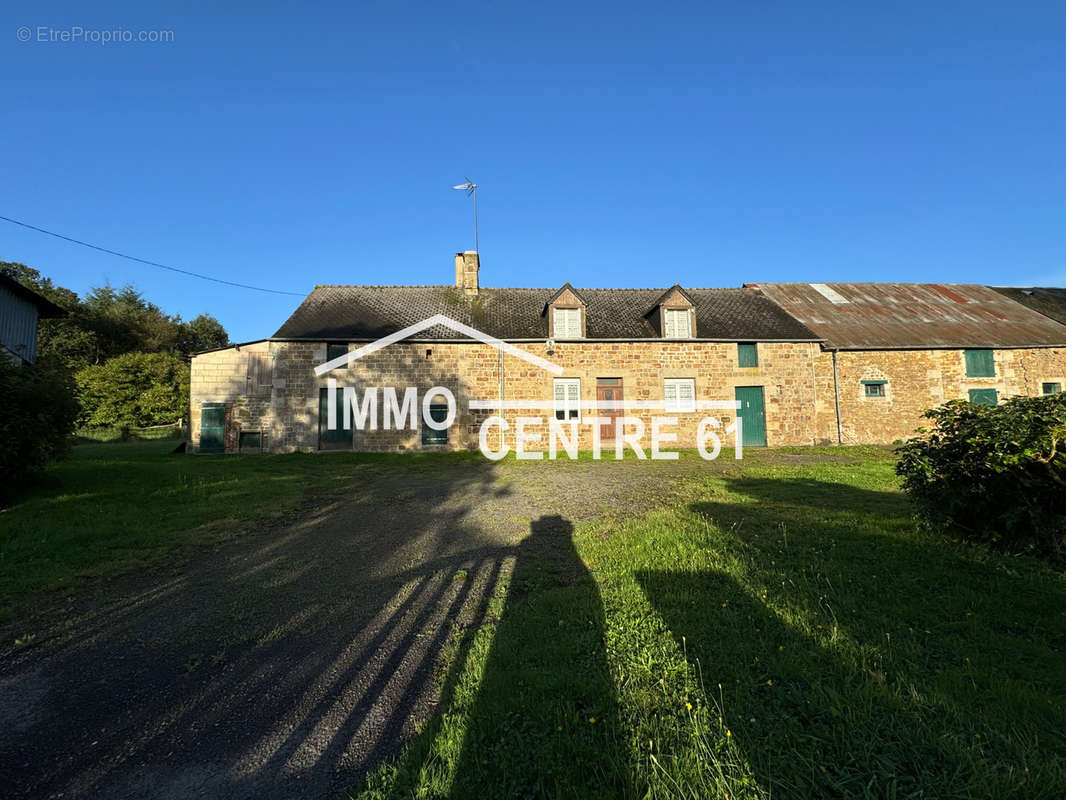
{"left": 812, "top": 347, "right": 1066, "bottom": 444}
{"left": 191, "top": 340, "right": 1066, "bottom": 453}
{"left": 189, "top": 339, "right": 823, "bottom": 453}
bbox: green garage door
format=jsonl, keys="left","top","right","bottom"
{"left": 200, "top": 403, "right": 227, "bottom": 453}
{"left": 735, "top": 386, "right": 767, "bottom": 447}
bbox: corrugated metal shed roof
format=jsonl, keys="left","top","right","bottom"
{"left": 272, "top": 285, "right": 820, "bottom": 342}
{"left": 749, "top": 282, "right": 1066, "bottom": 349}
{"left": 991, "top": 287, "right": 1066, "bottom": 326}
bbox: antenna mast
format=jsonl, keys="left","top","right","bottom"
{"left": 451, "top": 178, "right": 478, "bottom": 253}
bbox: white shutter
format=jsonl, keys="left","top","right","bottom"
{"left": 554, "top": 378, "right": 581, "bottom": 420}
{"left": 664, "top": 378, "right": 695, "bottom": 412}
{"left": 663, "top": 380, "right": 678, "bottom": 411}
{"left": 677, "top": 311, "right": 691, "bottom": 338}
{"left": 665, "top": 309, "right": 690, "bottom": 338}
{"left": 677, "top": 378, "right": 695, "bottom": 412}
{"left": 554, "top": 308, "right": 581, "bottom": 339}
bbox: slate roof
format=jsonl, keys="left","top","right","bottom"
{"left": 991, "top": 287, "right": 1066, "bottom": 327}
{"left": 750, "top": 282, "right": 1066, "bottom": 349}
{"left": 271, "top": 285, "right": 820, "bottom": 342}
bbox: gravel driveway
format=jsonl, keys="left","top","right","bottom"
{"left": 0, "top": 457, "right": 716, "bottom": 800}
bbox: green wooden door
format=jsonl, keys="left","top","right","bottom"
{"left": 200, "top": 403, "right": 226, "bottom": 453}
{"left": 319, "top": 387, "right": 354, "bottom": 450}
{"left": 968, "top": 388, "right": 999, "bottom": 406}
{"left": 735, "top": 386, "right": 767, "bottom": 447}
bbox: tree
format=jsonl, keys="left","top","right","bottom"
{"left": 76, "top": 352, "right": 190, "bottom": 427}
{"left": 81, "top": 283, "right": 183, "bottom": 359}
{"left": 178, "top": 313, "right": 229, "bottom": 356}
{"left": 0, "top": 356, "right": 80, "bottom": 489}
{"left": 0, "top": 261, "right": 99, "bottom": 370}
{"left": 1, "top": 263, "right": 231, "bottom": 368}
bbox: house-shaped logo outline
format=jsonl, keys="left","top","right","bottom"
{"left": 313, "top": 313, "right": 564, "bottom": 376}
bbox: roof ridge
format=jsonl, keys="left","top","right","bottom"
{"left": 308, "top": 284, "right": 747, "bottom": 292}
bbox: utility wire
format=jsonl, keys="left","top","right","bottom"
{"left": 0, "top": 214, "right": 304, "bottom": 296}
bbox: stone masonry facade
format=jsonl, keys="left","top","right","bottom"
{"left": 811, "top": 347, "right": 1066, "bottom": 445}
{"left": 190, "top": 339, "right": 823, "bottom": 453}
{"left": 189, "top": 338, "right": 1066, "bottom": 453}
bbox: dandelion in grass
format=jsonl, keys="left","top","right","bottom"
{"left": 685, "top": 702, "right": 692, "bottom": 710}
{"left": 766, "top": 679, "right": 773, "bottom": 686}
{"left": 588, "top": 717, "right": 596, "bottom": 724}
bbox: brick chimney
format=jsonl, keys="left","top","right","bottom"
{"left": 454, "top": 251, "right": 479, "bottom": 296}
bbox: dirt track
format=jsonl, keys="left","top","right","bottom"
{"left": 0, "top": 456, "right": 722, "bottom": 799}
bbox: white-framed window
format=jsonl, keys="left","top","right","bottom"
{"left": 663, "top": 378, "right": 696, "bottom": 412}
{"left": 553, "top": 307, "right": 582, "bottom": 339}
{"left": 553, "top": 378, "right": 581, "bottom": 420}
{"left": 664, "top": 308, "right": 692, "bottom": 338}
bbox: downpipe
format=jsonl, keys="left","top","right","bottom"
{"left": 832, "top": 349, "right": 843, "bottom": 445}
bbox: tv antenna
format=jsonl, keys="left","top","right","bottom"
{"left": 451, "top": 178, "right": 478, "bottom": 253}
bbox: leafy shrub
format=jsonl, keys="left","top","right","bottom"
{"left": 0, "top": 357, "right": 80, "bottom": 486}
{"left": 75, "top": 352, "right": 189, "bottom": 427}
{"left": 896, "top": 394, "right": 1066, "bottom": 560}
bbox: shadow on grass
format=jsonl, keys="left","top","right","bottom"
{"left": 358, "top": 515, "right": 626, "bottom": 799}
{"left": 0, "top": 455, "right": 528, "bottom": 800}
{"left": 637, "top": 476, "right": 1066, "bottom": 798}
{"left": 446, "top": 514, "right": 624, "bottom": 798}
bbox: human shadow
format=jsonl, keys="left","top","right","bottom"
{"left": 444, "top": 515, "right": 625, "bottom": 798}
{"left": 637, "top": 476, "right": 1066, "bottom": 798}
{"left": 0, "top": 457, "right": 523, "bottom": 800}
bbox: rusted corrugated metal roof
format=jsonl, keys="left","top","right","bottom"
{"left": 748, "top": 282, "right": 1066, "bottom": 349}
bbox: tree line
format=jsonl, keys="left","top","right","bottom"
{"left": 1, "top": 260, "right": 229, "bottom": 430}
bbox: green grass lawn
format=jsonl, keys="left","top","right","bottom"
{"left": 4, "top": 444, "right": 1064, "bottom": 797}
{"left": 0, "top": 441, "right": 475, "bottom": 620}
{"left": 356, "top": 450, "right": 1066, "bottom": 799}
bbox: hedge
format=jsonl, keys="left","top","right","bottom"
{"left": 895, "top": 394, "right": 1066, "bottom": 560}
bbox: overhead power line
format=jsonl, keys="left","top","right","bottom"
{"left": 0, "top": 214, "right": 304, "bottom": 296}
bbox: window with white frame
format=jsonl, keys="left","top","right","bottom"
{"left": 664, "top": 308, "right": 692, "bottom": 338}
{"left": 663, "top": 378, "right": 696, "bottom": 412}
{"left": 552, "top": 307, "right": 582, "bottom": 339}
{"left": 553, "top": 378, "right": 581, "bottom": 420}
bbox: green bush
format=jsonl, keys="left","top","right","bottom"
{"left": 896, "top": 394, "right": 1066, "bottom": 560}
{"left": 0, "top": 357, "right": 80, "bottom": 486}
{"left": 75, "top": 352, "right": 189, "bottom": 428}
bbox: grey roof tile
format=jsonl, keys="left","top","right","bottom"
{"left": 272, "top": 285, "right": 820, "bottom": 342}
{"left": 991, "top": 287, "right": 1066, "bottom": 327}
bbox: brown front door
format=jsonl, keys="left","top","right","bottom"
{"left": 596, "top": 378, "right": 623, "bottom": 440}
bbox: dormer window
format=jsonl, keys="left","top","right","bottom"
{"left": 545, "top": 283, "right": 588, "bottom": 339}
{"left": 647, "top": 285, "right": 697, "bottom": 339}
{"left": 664, "top": 308, "right": 692, "bottom": 338}
{"left": 553, "top": 307, "right": 583, "bottom": 339}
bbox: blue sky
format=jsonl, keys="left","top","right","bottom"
{"left": 3, "top": 1, "right": 1064, "bottom": 342}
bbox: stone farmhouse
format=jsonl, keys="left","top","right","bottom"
{"left": 188, "top": 252, "right": 1066, "bottom": 453}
